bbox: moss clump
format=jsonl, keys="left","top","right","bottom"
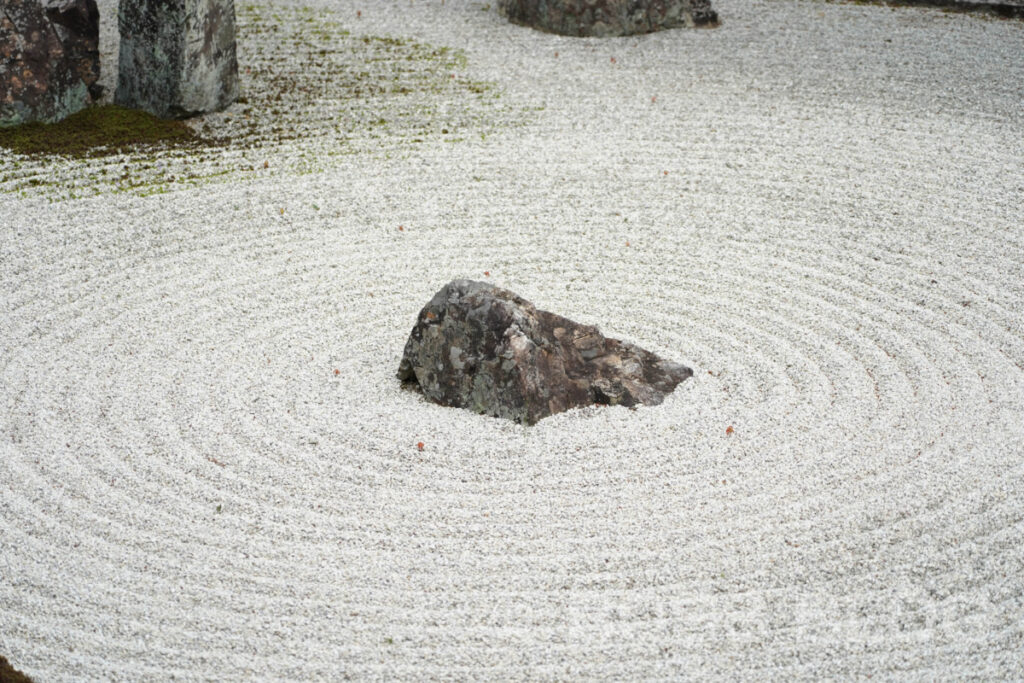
{"left": 0, "top": 105, "right": 200, "bottom": 158}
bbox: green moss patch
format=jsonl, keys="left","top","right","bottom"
{"left": 0, "top": 105, "right": 202, "bottom": 158}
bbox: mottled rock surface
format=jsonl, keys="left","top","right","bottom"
{"left": 1, "top": 0, "right": 101, "bottom": 127}
{"left": 398, "top": 280, "right": 693, "bottom": 424}
{"left": 115, "top": 0, "right": 238, "bottom": 118}
{"left": 498, "top": 0, "right": 718, "bottom": 37}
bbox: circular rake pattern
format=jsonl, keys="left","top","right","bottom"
{"left": 2, "top": 0, "right": 1024, "bottom": 679}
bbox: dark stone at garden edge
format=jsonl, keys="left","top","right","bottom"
{"left": 1, "top": 0, "right": 101, "bottom": 127}
{"left": 398, "top": 280, "right": 693, "bottom": 424}
{"left": 497, "top": 0, "right": 718, "bottom": 37}
{"left": 0, "top": 654, "right": 36, "bottom": 683}
{"left": 116, "top": 0, "right": 239, "bottom": 118}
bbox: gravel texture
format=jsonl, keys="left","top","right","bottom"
{"left": 2, "top": 0, "right": 1023, "bottom": 679}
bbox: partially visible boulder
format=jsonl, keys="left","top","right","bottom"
{"left": 398, "top": 280, "right": 693, "bottom": 425}
{"left": 0, "top": 0, "right": 101, "bottom": 127}
{"left": 115, "top": 0, "right": 238, "bottom": 118}
{"left": 498, "top": 0, "right": 718, "bottom": 37}
{"left": 0, "top": 654, "right": 36, "bottom": 683}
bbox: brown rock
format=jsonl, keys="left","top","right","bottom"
{"left": 498, "top": 0, "right": 718, "bottom": 37}
{"left": 0, "top": 0, "right": 101, "bottom": 127}
{"left": 398, "top": 280, "right": 693, "bottom": 424}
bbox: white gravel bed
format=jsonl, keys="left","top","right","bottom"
{"left": 1, "top": 0, "right": 1023, "bottom": 679}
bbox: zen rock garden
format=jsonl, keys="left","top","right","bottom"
{"left": 1, "top": 0, "right": 238, "bottom": 127}
{"left": 399, "top": 280, "right": 693, "bottom": 424}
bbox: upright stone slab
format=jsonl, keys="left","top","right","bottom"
{"left": 1, "top": 0, "right": 101, "bottom": 127}
{"left": 115, "top": 0, "right": 238, "bottom": 118}
{"left": 498, "top": 0, "right": 718, "bottom": 37}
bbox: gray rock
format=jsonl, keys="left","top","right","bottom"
{"left": 498, "top": 0, "right": 718, "bottom": 37}
{"left": 398, "top": 280, "right": 693, "bottom": 425}
{"left": 1, "top": 0, "right": 101, "bottom": 127}
{"left": 115, "top": 0, "right": 238, "bottom": 118}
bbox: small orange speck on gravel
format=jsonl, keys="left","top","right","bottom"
{"left": 484, "top": 271, "right": 490, "bottom": 277}
{"left": 334, "top": 369, "right": 340, "bottom": 375}
{"left": 726, "top": 425, "right": 734, "bottom": 435}
{"left": 417, "top": 442, "right": 425, "bottom": 451}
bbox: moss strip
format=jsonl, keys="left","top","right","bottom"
{"left": 0, "top": 105, "right": 199, "bottom": 158}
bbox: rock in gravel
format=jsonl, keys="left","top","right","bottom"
{"left": 0, "top": 0, "right": 101, "bottom": 127}
{"left": 497, "top": 0, "right": 718, "bottom": 37}
{"left": 0, "top": 654, "right": 35, "bottom": 683}
{"left": 115, "top": 0, "right": 238, "bottom": 118}
{"left": 398, "top": 280, "right": 693, "bottom": 424}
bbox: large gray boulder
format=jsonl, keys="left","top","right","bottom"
{"left": 1, "top": 0, "right": 101, "bottom": 127}
{"left": 115, "top": 0, "right": 238, "bottom": 118}
{"left": 498, "top": 0, "right": 718, "bottom": 36}
{"left": 398, "top": 280, "right": 693, "bottom": 425}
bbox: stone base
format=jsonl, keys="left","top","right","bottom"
{"left": 1, "top": 0, "right": 101, "bottom": 127}
{"left": 498, "top": 0, "right": 718, "bottom": 37}
{"left": 115, "top": 0, "right": 238, "bottom": 118}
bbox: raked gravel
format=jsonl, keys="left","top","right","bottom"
{"left": 2, "top": 0, "right": 1024, "bottom": 679}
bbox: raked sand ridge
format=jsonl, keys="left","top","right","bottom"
{"left": 1, "top": 0, "right": 1023, "bottom": 678}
